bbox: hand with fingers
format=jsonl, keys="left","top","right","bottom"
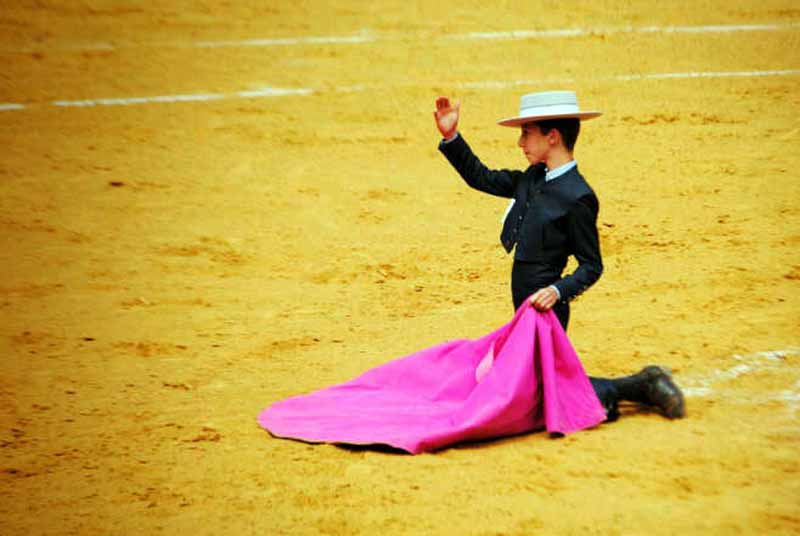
{"left": 528, "top": 287, "right": 559, "bottom": 311}
{"left": 434, "top": 96, "right": 460, "bottom": 140}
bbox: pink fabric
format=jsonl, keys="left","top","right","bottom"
{"left": 258, "top": 306, "right": 606, "bottom": 454}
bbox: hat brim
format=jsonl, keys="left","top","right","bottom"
{"left": 497, "top": 111, "right": 602, "bottom": 127}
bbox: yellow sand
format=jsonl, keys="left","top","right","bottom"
{"left": 1, "top": 1, "right": 799, "bottom": 534}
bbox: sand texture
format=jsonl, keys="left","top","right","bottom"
{"left": 1, "top": 1, "right": 799, "bottom": 534}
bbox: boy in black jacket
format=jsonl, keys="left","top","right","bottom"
{"left": 434, "top": 92, "right": 685, "bottom": 421}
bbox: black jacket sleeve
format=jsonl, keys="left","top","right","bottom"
{"left": 553, "top": 194, "right": 604, "bottom": 302}
{"left": 438, "top": 134, "right": 519, "bottom": 199}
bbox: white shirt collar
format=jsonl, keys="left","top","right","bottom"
{"left": 545, "top": 160, "right": 576, "bottom": 182}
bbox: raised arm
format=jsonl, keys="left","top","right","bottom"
{"left": 434, "top": 96, "right": 519, "bottom": 199}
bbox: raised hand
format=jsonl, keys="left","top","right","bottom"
{"left": 434, "top": 96, "right": 460, "bottom": 139}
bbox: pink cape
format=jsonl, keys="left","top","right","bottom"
{"left": 258, "top": 306, "right": 606, "bottom": 454}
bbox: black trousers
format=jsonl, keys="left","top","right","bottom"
{"left": 511, "top": 261, "right": 616, "bottom": 409}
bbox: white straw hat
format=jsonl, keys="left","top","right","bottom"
{"left": 497, "top": 90, "right": 602, "bottom": 127}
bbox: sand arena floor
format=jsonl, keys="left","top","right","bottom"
{"left": 1, "top": 1, "right": 799, "bottom": 534}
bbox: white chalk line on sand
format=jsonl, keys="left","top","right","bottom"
{"left": 48, "top": 86, "right": 313, "bottom": 108}
{"left": 682, "top": 348, "right": 800, "bottom": 411}
{"left": 184, "top": 22, "right": 800, "bottom": 48}
{"left": 2, "top": 68, "right": 799, "bottom": 112}
{"left": 5, "top": 22, "right": 800, "bottom": 53}
{"left": 193, "top": 34, "right": 374, "bottom": 48}
{"left": 452, "top": 22, "right": 800, "bottom": 41}
{"left": 52, "top": 93, "right": 225, "bottom": 107}
{"left": 458, "top": 69, "right": 800, "bottom": 89}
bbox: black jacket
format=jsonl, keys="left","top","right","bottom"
{"left": 439, "top": 134, "right": 603, "bottom": 303}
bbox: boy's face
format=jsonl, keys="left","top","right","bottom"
{"left": 517, "top": 123, "right": 555, "bottom": 165}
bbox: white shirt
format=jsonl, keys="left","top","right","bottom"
{"left": 545, "top": 160, "right": 577, "bottom": 182}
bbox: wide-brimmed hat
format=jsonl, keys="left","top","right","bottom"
{"left": 497, "top": 90, "right": 602, "bottom": 127}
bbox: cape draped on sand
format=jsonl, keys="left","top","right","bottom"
{"left": 258, "top": 306, "right": 606, "bottom": 454}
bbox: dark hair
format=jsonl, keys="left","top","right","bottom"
{"left": 530, "top": 118, "right": 581, "bottom": 151}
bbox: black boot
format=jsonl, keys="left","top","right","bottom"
{"left": 612, "top": 365, "right": 686, "bottom": 419}
{"left": 589, "top": 377, "right": 621, "bottom": 422}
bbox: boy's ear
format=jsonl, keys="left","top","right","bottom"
{"left": 547, "top": 128, "right": 561, "bottom": 146}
